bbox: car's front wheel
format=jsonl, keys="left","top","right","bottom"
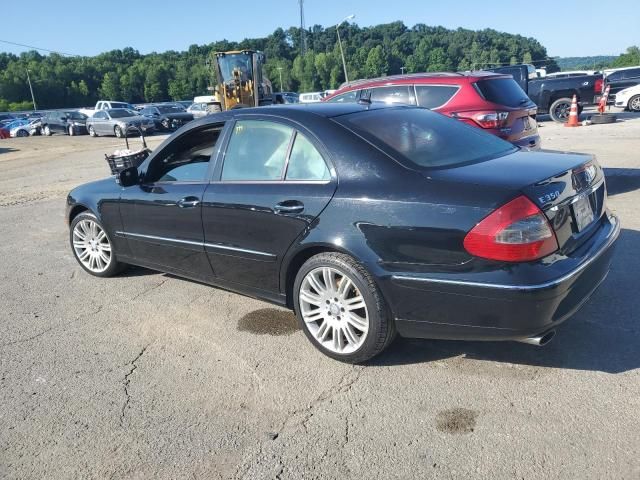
{"left": 16, "top": 129, "right": 29, "bottom": 137}
{"left": 628, "top": 95, "right": 640, "bottom": 112}
{"left": 88, "top": 125, "right": 97, "bottom": 137}
{"left": 549, "top": 97, "right": 573, "bottom": 123}
{"left": 70, "top": 212, "right": 126, "bottom": 277}
{"left": 293, "top": 252, "right": 395, "bottom": 363}
{"left": 114, "top": 125, "right": 124, "bottom": 138}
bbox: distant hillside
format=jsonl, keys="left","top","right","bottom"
{"left": 555, "top": 55, "right": 616, "bottom": 70}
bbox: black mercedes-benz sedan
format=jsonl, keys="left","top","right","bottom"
{"left": 66, "top": 103, "right": 619, "bottom": 363}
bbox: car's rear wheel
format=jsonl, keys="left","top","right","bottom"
{"left": 70, "top": 212, "right": 126, "bottom": 277}
{"left": 549, "top": 97, "right": 573, "bottom": 123}
{"left": 43, "top": 125, "right": 51, "bottom": 136}
{"left": 628, "top": 95, "right": 640, "bottom": 112}
{"left": 88, "top": 125, "right": 97, "bottom": 137}
{"left": 294, "top": 252, "right": 395, "bottom": 363}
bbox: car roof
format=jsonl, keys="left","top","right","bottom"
{"left": 338, "top": 71, "right": 505, "bottom": 89}
{"left": 236, "top": 102, "right": 407, "bottom": 118}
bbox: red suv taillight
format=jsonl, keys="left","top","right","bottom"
{"left": 463, "top": 195, "right": 559, "bottom": 262}
{"left": 452, "top": 111, "right": 509, "bottom": 129}
{"left": 594, "top": 78, "right": 604, "bottom": 94}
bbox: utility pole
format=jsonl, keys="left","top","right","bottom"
{"left": 299, "top": 0, "right": 307, "bottom": 56}
{"left": 277, "top": 67, "right": 283, "bottom": 92}
{"left": 336, "top": 14, "right": 355, "bottom": 84}
{"left": 400, "top": 66, "right": 406, "bottom": 75}
{"left": 26, "top": 69, "right": 37, "bottom": 111}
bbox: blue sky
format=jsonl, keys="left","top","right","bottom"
{"left": 2, "top": 0, "right": 636, "bottom": 58}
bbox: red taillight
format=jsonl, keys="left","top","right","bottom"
{"left": 452, "top": 111, "right": 509, "bottom": 129}
{"left": 594, "top": 78, "right": 603, "bottom": 94}
{"left": 464, "top": 195, "right": 559, "bottom": 262}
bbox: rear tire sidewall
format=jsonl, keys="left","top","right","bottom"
{"left": 69, "top": 212, "right": 125, "bottom": 278}
{"left": 629, "top": 95, "right": 640, "bottom": 112}
{"left": 549, "top": 97, "right": 573, "bottom": 123}
{"left": 293, "top": 253, "right": 392, "bottom": 363}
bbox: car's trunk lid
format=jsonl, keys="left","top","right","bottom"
{"left": 429, "top": 150, "right": 607, "bottom": 253}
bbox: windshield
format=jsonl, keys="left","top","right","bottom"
{"left": 157, "top": 106, "right": 183, "bottom": 114}
{"left": 337, "top": 107, "right": 516, "bottom": 169}
{"left": 108, "top": 109, "right": 137, "bottom": 119}
{"left": 217, "top": 53, "right": 254, "bottom": 83}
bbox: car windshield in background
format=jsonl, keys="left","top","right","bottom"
{"left": 157, "top": 106, "right": 182, "bottom": 114}
{"left": 67, "top": 112, "right": 87, "bottom": 120}
{"left": 337, "top": 107, "right": 516, "bottom": 169}
{"left": 108, "top": 109, "right": 137, "bottom": 118}
{"left": 474, "top": 78, "right": 531, "bottom": 108}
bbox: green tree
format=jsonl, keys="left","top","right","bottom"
{"left": 99, "top": 72, "right": 120, "bottom": 99}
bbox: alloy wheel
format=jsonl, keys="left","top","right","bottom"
{"left": 299, "top": 266, "right": 369, "bottom": 354}
{"left": 554, "top": 102, "right": 570, "bottom": 121}
{"left": 72, "top": 219, "right": 112, "bottom": 273}
{"left": 630, "top": 96, "right": 640, "bottom": 112}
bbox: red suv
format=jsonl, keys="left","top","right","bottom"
{"left": 323, "top": 72, "right": 540, "bottom": 149}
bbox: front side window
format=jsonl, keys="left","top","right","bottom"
{"left": 325, "top": 90, "right": 359, "bottom": 103}
{"left": 144, "top": 125, "right": 223, "bottom": 183}
{"left": 222, "top": 120, "right": 293, "bottom": 181}
{"left": 368, "top": 86, "right": 414, "bottom": 105}
{"left": 415, "top": 85, "right": 459, "bottom": 109}
{"left": 285, "top": 133, "right": 330, "bottom": 181}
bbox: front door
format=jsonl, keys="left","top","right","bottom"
{"left": 118, "top": 123, "right": 226, "bottom": 281}
{"left": 202, "top": 118, "right": 336, "bottom": 293}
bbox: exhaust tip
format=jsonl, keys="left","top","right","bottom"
{"left": 516, "top": 329, "right": 556, "bottom": 347}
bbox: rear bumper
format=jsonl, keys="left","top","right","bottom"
{"left": 511, "top": 133, "right": 541, "bottom": 150}
{"left": 385, "top": 214, "right": 620, "bottom": 341}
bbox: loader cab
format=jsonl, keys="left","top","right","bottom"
{"left": 212, "top": 50, "right": 273, "bottom": 110}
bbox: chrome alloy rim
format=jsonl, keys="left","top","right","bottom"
{"left": 630, "top": 97, "right": 640, "bottom": 111}
{"left": 72, "top": 219, "right": 111, "bottom": 273}
{"left": 299, "top": 267, "right": 369, "bottom": 354}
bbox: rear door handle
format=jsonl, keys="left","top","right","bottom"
{"left": 274, "top": 200, "right": 304, "bottom": 214}
{"left": 177, "top": 196, "right": 201, "bottom": 208}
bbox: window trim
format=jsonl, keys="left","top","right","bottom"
{"left": 413, "top": 84, "right": 461, "bottom": 110}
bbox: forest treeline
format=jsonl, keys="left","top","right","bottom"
{"left": 0, "top": 21, "right": 636, "bottom": 111}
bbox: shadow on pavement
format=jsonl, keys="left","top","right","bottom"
{"left": 604, "top": 167, "right": 640, "bottom": 197}
{"left": 0, "top": 146, "right": 18, "bottom": 154}
{"left": 371, "top": 227, "right": 639, "bottom": 374}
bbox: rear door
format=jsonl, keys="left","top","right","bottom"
{"left": 201, "top": 117, "right": 336, "bottom": 293}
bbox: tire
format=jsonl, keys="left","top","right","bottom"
{"left": 88, "top": 125, "right": 97, "bottom": 137}
{"left": 590, "top": 113, "right": 617, "bottom": 124}
{"left": 16, "top": 129, "right": 29, "bottom": 137}
{"left": 549, "top": 97, "right": 573, "bottom": 123}
{"left": 68, "top": 125, "right": 74, "bottom": 136}
{"left": 69, "top": 212, "right": 126, "bottom": 277}
{"left": 293, "top": 252, "right": 395, "bottom": 363}
{"left": 161, "top": 118, "right": 171, "bottom": 130}
{"left": 114, "top": 125, "right": 124, "bottom": 138}
{"left": 43, "top": 125, "right": 51, "bottom": 136}
{"left": 628, "top": 95, "right": 640, "bottom": 112}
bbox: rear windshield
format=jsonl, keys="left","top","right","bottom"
{"left": 475, "top": 78, "right": 531, "bottom": 108}
{"left": 108, "top": 109, "right": 136, "bottom": 118}
{"left": 336, "top": 107, "right": 516, "bottom": 169}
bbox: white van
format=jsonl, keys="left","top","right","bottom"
{"left": 298, "top": 92, "right": 324, "bottom": 103}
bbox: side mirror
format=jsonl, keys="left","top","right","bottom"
{"left": 118, "top": 166, "right": 139, "bottom": 187}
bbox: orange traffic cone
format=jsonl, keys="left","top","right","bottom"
{"left": 565, "top": 94, "right": 580, "bottom": 127}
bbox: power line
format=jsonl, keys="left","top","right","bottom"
{"left": 0, "top": 39, "right": 81, "bottom": 57}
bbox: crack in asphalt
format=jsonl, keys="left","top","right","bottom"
{"left": 233, "top": 366, "right": 364, "bottom": 479}
{"left": 1, "top": 278, "right": 168, "bottom": 347}
{"left": 120, "top": 344, "right": 151, "bottom": 427}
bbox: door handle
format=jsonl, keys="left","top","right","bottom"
{"left": 177, "top": 196, "right": 201, "bottom": 208}
{"left": 274, "top": 200, "right": 304, "bottom": 214}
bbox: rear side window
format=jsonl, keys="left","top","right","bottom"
{"left": 285, "top": 133, "right": 330, "bottom": 181}
{"left": 222, "top": 120, "right": 294, "bottom": 181}
{"left": 415, "top": 85, "right": 459, "bottom": 109}
{"left": 337, "top": 108, "right": 516, "bottom": 169}
{"left": 474, "top": 78, "right": 530, "bottom": 107}
{"left": 623, "top": 68, "right": 640, "bottom": 79}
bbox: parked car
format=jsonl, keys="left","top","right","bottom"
{"left": 273, "top": 92, "right": 299, "bottom": 104}
{"left": 324, "top": 71, "right": 540, "bottom": 149}
{"left": 604, "top": 66, "right": 640, "bottom": 100}
{"left": 42, "top": 110, "right": 88, "bottom": 136}
{"left": 613, "top": 84, "right": 640, "bottom": 112}
{"left": 66, "top": 103, "right": 618, "bottom": 363}
{"left": 139, "top": 104, "right": 194, "bottom": 131}
{"left": 86, "top": 109, "right": 155, "bottom": 137}
{"left": 176, "top": 100, "right": 193, "bottom": 109}
{"left": 486, "top": 64, "right": 604, "bottom": 122}
{"left": 9, "top": 118, "right": 42, "bottom": 137}
{"left": 299, "top": 92, "right": 324, "bottom": 103}
{"left": 0, "top": 114, "right": 16, "bottom": 124}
